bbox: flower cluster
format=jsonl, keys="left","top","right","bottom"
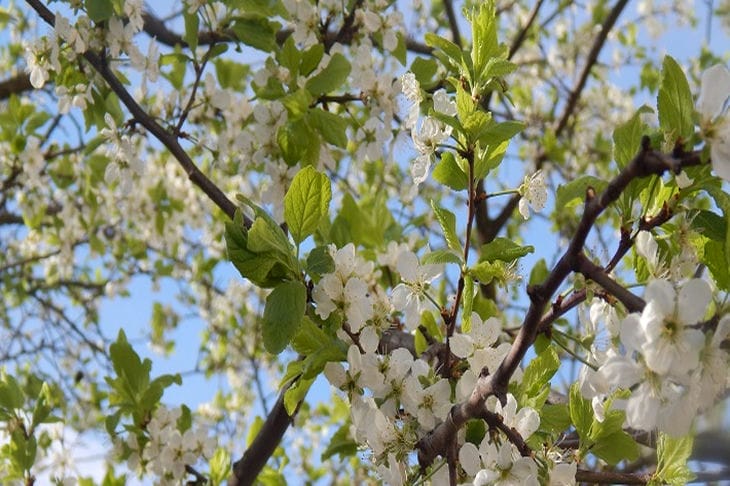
{"left": 391, "top": 250, "right": 443, "bottom": 330}
{"left": 313, "top": 243, "right": 377, "bottom": 334}
{"left": 114, "top": 406, "right": 217, "bottom": 485}
{"left": 400, "top": 73, "right": 456, "bottom": 185}
{"left": 581, "top": 279, "right": 729, "bottom": 436}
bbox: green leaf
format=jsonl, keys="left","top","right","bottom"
{"left": 306, "top": 245, "right": 335, "bottom": 279}
{"left": 392, "top": 32, "right": 407, "bottom": 65}
{"left": 281, "top": 88, "right": 313, "bottom": 120}
{"left": 283, "top": 376, "right": 314, "bottom": 414}
{"left": 613, "top": 108, "right": 651, "bottom": 168}
{"left": 480, "top": 237, "right": 533, "bottom": 263}
{"left": 477, "top": 120, "right": 524, "bottom": 146}
{"left": 425, "top": 33, "right": 463, "bottom": 73}
{"left": 277, "top": 36, "right": 300, "bottom": 79}
{"left": 208, "top": 448, "right": 232, "bottom": 486}
{"left": 277, "top": 118, "right": 320, "bottom": 165}
{"left": 556, "top": 175, "right": 608, "bottom": 210}
{"left": 431, "top": 201, "right": 461, "bottom": 253}
{"left": 469, "top": 260, "right": 504, "bottom": 285}
{"left": 410, "top": 57, "right": 439, "bottom": 88}
{"left": 473, "top": 139, "right": 508, "bottom": 180}
{"left": 108, "top": 329, "right": 150, "bottom": 404}
{"left": 540, "top": 404, "right": 571, "bottom": 434}
{"left": 331, "top": 193, "right": 396, "bottom": 249}
{"left": 300, "top": 44, "right": 324, "bottom": 77}
{"left": 703, "top": 239, "right": 730, "bottom": 290}
{"left": 291, "top": 316, "right": 331, "bottom": 355}
{"left": 421, "top": 249, "right": 463, "bottom": 265}
{"left": 225, "top": 213, "right": 287, "bottom": 287}
{"left": 470, "top": 2, "right": 499, "bottom": 82}
{"left": 421, "top": 311, "right": 444, "bottom": 343}
{"left": 262, "top": 281, "right": 307, "bottom": 354}
{"left": 517, "top": 345, "right": 560, "bottom": 408}
{"left": 653, "top": 433, "right": 695, "bottom": 485}
{"left": 0, "top": 373, "right": 24, "bottom": 411}
{"left": 182, "top": 9, "right": 199, "bottom": 52}
{"left": 284, "top": 166, "right": 332, "bottom": 245}
{"left": 705, "top": 185, "right": 730, "bottom": 278}
{"left": 308, "top": 109, "right": 348, "bottom": 148}
{"left": 10, "top": 430, "right": 37, "bottom": 473}
{"left": 569, "top": 383, "right": 592, "bottom": 442}
{"left": 692, "top": 210, "right": 727, "bottom": 242}
{"left": 529, "top": 259, "right": 549, "bottom": 285}
{"left": 85, "top": 0, "right": 114, "bottom": 22}
{"left": 231, "top": 16, "right": 279, "bottom": 52}
{"left": 482, "top": 57, "right": 516, "bottom": 80}
{"left": 293, "top": 318, "right": 346, "bottom": 379}
{"left": 456, "top": 84, "right": 477, "bottom": 120}
{"left": 305, "top": 53, "right": 351, "bottom": 95}
{"left": 657, "top": 55, "right": 694, "bottom": 141}
{"left": 321, "top": 424, "right": 357, "bottom": 460}
{"left": 248, "top": 217, "right": 295, "bottom": 260}
{"left": 591, "top": 429, "right": 640, "bottom": 465}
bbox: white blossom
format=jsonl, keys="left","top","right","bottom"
{"left": 391, "top": 250, "right": 442, "bottom": 330}
{"left": 433, "top": 89, "right": 457, "bottom": 116}
{"left": 697, "top": 64, "right": 730, "bottom": 180}
{"left": 312, "top": 244, "right": 375, "bottom": 332}
{"left": 410, "top": 117, "right": 451, "bottom": 185}
{"left": 518, "top": 170, "right": 547, "bottom": 219}
{"left": 639, "top": 279, "right": 709, "bottom": 377}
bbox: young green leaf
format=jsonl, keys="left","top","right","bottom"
{"left": 284, "top": 166, "right": 332, "bottom": 245}
{"left": 305, "top": 53, "right": 351, "bottom": 95}
{"left": 613, "top": 108, "right": 651, "bottom": 168}
{"left": 432, "top": 152, "right": 469, "bottom": 191}
{"left": 569, "top": 383, "right": 593, "bottom": 443}
{"left": 262, "top": 281, "right": 307, "bottom": 354}
{"left": 230, "top": 16, "right": 279, "bottom": 52}
{"left": 657, "top": 55, "right": 694, "bottom": 141}
{"left": 480, "top": 237, "right": 534, "bottom": 263}
{"left": 431, "top": 201, "right": 461, "bottom": 253}
{"left": 653, "top": 433, "right": 695, "bottom": 485}
{"left": 556, "top": 175, "right": 608, "bottom": 209}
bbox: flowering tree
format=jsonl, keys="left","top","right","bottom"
{"left": 2, "top": 0, "right": 730, "bottom": 484}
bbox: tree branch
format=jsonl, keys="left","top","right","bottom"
{"left": 416, "top": 140, "right": 703, "bottom": 468}
{"left": 574, "top": 251, "right": 645, "bottom": 313}
{"left": 25, "top": 0, "right": 241, "bottom": 225}
{"left": 443, "top": 0, "right": 462, "bottom": 47}
{"left": 478, "top": 0, "right": 630, "bottom": 240}
{"left": 0, "top": 73, "right": 34, "bottom": 100}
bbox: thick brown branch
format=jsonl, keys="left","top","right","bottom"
{"left": 574, "top": 252, "right": 645, "bottom": 313}
{"left": 575, "top": 469, "right": 651, "bottom": 484}
{"left": 0, "top": 73, "right": 34, "bottom": 100}
{"left": 228, "top": 391, "right": 295, "bottom": 486}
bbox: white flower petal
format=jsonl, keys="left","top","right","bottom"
{"left": 676, "top": 278, "right": 711, "bottom": 324}
{"left": 711, "top": 135, "right": 730, "bottom": 181}
{"left": 697, "top": 64, "right": 730, "bottom": 121}
{"left": 450, "top": 333, "right": 474, "bottom": 358}
{"left": 518, "top": 197, "right": 530, "bottom": 219}
{"left": 396, "top": 251, "right": 419, "bottom": 282}
{"left": 644, "top": 279, "right": 676, "bottom": 317}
